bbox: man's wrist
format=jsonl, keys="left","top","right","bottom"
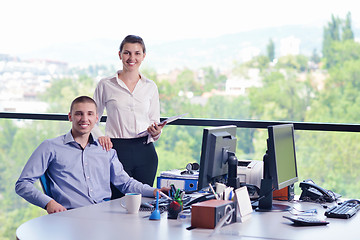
{"left": 45, "top": 199, "right": 53, "bottom": 210}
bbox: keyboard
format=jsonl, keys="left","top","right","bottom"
{"left": 139, "top": 205, "right": 167, "bottom": 213}
{"left": 325, "top": 200, "right": 360, "bottom": 219}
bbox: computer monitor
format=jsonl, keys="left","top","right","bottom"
{"left": 257, "top": 123, "right": 298, "bottom": 211}
{"left": 197, "top": 125, "right": 237, "bottom": 191}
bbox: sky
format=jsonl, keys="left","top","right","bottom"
{"left": 1, "top": 0, "right": 359, "bottom": 55}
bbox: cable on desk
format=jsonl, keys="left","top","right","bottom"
{"left": 289, "top": 207, "right": 318, "bottom": 216}
{"left": 299, "top": 191, "right": 340, "bottom": 204}
{"left": 250, "top": 187, "right": 275, "bottom": 206}
{"left": 298, "top": 195, "right": 339, "bottom": 205}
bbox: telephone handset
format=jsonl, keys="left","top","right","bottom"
{"left": 299, "top": 179, "right": 341, "bottom": 203}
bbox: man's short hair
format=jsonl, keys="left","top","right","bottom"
{"left": 70, "top": 96, "right": 97, "bottom": 113}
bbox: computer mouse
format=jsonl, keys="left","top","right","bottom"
{"left": 345, "top": 199, "right": 360, "bottom": 204}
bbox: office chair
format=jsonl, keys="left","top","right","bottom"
{"left": 40, "top": 173, "right": 52, "bottom": 198}
{"left": 40, "top": 172, "right": 111, "bottom": 201}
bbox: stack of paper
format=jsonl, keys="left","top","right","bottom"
{"left": 160, "top": 169, "right": 199, "bottom": 180}
{"left": 137, "top": 113, "right": 188, "bottom": 136}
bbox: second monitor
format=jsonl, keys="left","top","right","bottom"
{"left": 197, "top": 125, "right": 238, "bottom": 191}
{"left": 257, "top": 123, "right": 299, "bottom": 211}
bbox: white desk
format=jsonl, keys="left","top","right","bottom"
{"left": 16, "top": 198, "right": 359, "bottom": 240}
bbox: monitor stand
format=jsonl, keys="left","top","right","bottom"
{"left": 227, "top": 153, "right": 240, "bottom": 189}
{"left": 256, "top": 203, "right": 291, "bottom": 212}
{"left": 256, "top": 178, "right": 291, "bottom": 212}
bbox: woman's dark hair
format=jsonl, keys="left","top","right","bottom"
{"left": 119, "top": 35, "right": 146, "bottom": 53}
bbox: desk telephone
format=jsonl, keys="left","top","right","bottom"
{"left": 299, "top": 179, "right": 341, "bottom": 203}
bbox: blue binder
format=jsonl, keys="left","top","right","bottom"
{"left": 157, "top": 176, "right": 198, "bottom": 191}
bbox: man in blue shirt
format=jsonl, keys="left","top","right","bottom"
{"left": 15, "top": 96, "right": 165, "bottom": 214}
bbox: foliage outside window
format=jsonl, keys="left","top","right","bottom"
{"left": 1, "top": 14, "right": 360, "bottom": 239}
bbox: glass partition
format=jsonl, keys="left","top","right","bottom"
{"left": 2, "top": 117, "right": 360, "bottom": 238}
{"left": 2, "top": 1, "right": 360, "bottom": 238}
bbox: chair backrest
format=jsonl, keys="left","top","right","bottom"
{"left": 40, "top": 173, "right": 52, "bottom": 197}
{"left": 39, "top": 173, "right": 111, "bottom": 201}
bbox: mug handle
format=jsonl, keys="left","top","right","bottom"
{"left": 120, "top": 199, "right": 126, "bottom": 209}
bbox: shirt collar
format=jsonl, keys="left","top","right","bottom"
{"left": 115, "top": 70, "right": 146, "bottom": 88}
{"left": 64, "top": 130, "right": 98, "bottom": 146}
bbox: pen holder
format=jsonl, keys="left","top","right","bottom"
{"left": 168, "top": 199, "right": 183, "bottom": 219}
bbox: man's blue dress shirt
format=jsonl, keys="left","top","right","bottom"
{"left": 15, "top": 131, "right": 155, "bottom": 209}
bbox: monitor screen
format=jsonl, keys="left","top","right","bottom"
{"left": 258, "top": 123, "right": 298, "bottom": 211}
{"left": 268, "top": 124, "right": 298, "bottom": 190}
{"left": 197, "top": 125, "right": 237, "bottom": 191}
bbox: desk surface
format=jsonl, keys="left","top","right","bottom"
{"left": 16, "top": 198, "right": 359, "bottom": 240}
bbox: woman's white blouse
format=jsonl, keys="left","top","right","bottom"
{"left": 92, "top": 71, "right": 161, "bottom": 143}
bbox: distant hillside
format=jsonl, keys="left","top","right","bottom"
{"left": 149, "top": 25, "right": 325, "bottom": 72}
{"left": 20, "top": 25, "right": 360, "bottom": 72}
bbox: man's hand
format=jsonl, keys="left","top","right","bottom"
{"left": 98, "top": 136, "right": 113, "bottom": 151}
{"left": 46, "top": 200, "right": 67, "bottom": 214}
{"left": 153, "top": 187, "right": 171, "bottom": 198}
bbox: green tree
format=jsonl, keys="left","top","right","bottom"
{"left": 174, "top": 69, "right": 196, "bottom": 92}
{"left": 342, "top": 12, "right": 354, "bottom": 41}
{"left": 249, "top": 70, "right": 311, "bottom": 122}
{"left": 296, "top": 130, "right": 360, "bottom": 198}
{"left": 276, "top": 54, "right": 309, "bottom": 72}
{"left": 0, "top": 75, "right": 97, "bottom": 239}
{"left": 322, "top": 14, "right": 341, "bottom": 68}
{"left": 322, "top": 13, "right": 355, "bottom": 69}
{"left": 323, "top": 40, "right": 360, "bottom": 72}
{"left": 0, "top": 120, "right": 52, "bottom": 239}
{"left": 202, "top": 66, "right": 226, "bottom": 92}
{"left": 301, "top": 35, "right": 360, "bottom": 197}
{"left": 41, "top": 75, "right": 96, "bottom": 113}
{"left": 311, "top": 49, "right": 321, "bottom": 64}
{"left": 141, "top": 67, "right": 159, "bottom": 84}
{"left": 267, "top": 38, "right": 275, "bottom": 62}
{"left": 308, "top": 58, "right": 360, "bottom": 123}
{"left": 155, "top": 125, "right": 201, "bottom": 172}
{"left": 238, "top": 55, "right": 270, "bottom": 72}
{"left": 0, "top": 119, "right": 17, "bottom": 155}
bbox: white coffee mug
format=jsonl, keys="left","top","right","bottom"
{"left": 120, "top": 193, "right": 142, "bottom": 214}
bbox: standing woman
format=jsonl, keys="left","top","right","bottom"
{"left": 92, "top": 35, "right": 164, "bottom": 198}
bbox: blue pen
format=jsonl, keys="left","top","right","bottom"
{"left": 170, "top": 184, "right": 176, "bottom": 198}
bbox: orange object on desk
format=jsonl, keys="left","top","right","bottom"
{"left": 191, "top": 199, "right": 236, "bottom": 229}
{"left": 273, "top": 184, "right": 294, "bottom": 201}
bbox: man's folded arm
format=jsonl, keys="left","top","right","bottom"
{"left": 15, "top": 178, "right": 53, "bottom": 209}
{"left": 15, "top": 140, "right": 53, "bottom": 209}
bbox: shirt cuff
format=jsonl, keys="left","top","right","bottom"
{"left": 142, "top": 186, "right": 156, "bottom": 197}
{"left": 147, "top": 131, "right": 161, "bottom": 143}
{"left": 39, "top": 195, "right": 53, "bottom": 209}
